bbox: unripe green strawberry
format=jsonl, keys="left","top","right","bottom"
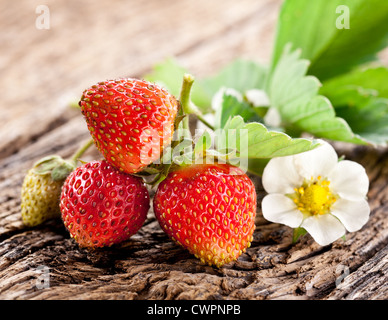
{"left": 21, "top": 156, "right": 75, "bottom": 227}
{"left": 60, "top": 160, "right": 150, "bottom": 248}
{"left": 79, "top": 78, "right": 179, "bottom": 174}
{"left": 153, "top": 163, "right": 257, "bottom": 267}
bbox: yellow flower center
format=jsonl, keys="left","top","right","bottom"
{"left": 292, "top": 176, "right": 337, "bottom": 216}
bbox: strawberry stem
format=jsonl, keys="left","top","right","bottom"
{"left": 71, "top": 138, "right": 95, "bottom": 164}
{"left": 178, "top": 73, "right": 195, "bottom": 133}
{"left": 196, "top": 114, "right": 214, "bottom": 131}
{"left": 179, "top": 73, "right": 215, "bottom": 131}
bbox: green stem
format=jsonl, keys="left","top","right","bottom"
{"left": 178, "top": 73, "right": 195, "bottom": 133}
{"left": 179, "top": 74, "right": 195, "bottom": 114}
{"left": 178, "top": 73, "right": 215, "bottom": 131}
{"left": 71, "top": 138, "right": 95, "bottom": 163}
{"left": 196, "top": 113, "right": 215, "bottom": 131}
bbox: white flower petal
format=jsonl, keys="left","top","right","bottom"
{"left": 293, "top": 141, "right": 338, "bottom": 179}
{"left": 262, "top": 156, "right": 304, "bottom": 194}
{"left": 264, "top": 107, "right": 282, "bottom": 127}
{"left": 245, "top": 89, "right": 270, "bottom": 107}
{"left": 261, "top": 194, "right": 303, "bottom": 228}
{"left": 331, "top": 198, "right": 370, "bottom": 232}
{"left": 328, "top": 160, "right": 369, "bottom": 201}
{"left": 301, "top": 214, "right": 346, "bottom": 246}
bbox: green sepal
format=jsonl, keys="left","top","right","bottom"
{"left": 51, "top": 161, "right": 76, "bottom": 181}
{"left": 292, "top": 227, "right": 308, "bottom": 244}
{"left": 148, "top": 163, "right": 174, "bottom": 188}
{"left": 77, "top": 159, "right": 88, "bottom": 165}
{"left": 138, "top": 166, "right": 163, "bottom": 175}
{"left": 338, "top": 155, "right": 346, "bottom": 162}
{"left": 173, "top": 113, "right": 186, "bottom": 132}
{"left": 32, "top": 155, "right": 64, "bottom": 175}
{"left": 32, "top": 155, "right": 75, "bottom": 181}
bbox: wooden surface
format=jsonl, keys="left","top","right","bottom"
{"left": 1, "top": 0, "right": 387, "bottom": 300}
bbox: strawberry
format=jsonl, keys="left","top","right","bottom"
{"left": 79, "top": 78, "right": 179, "bottom": 174}
{"left": 21, "top": 156, "right": 75, "bottom": 227}
{"left": 153, "top": 163, "right": 257, "bottom": 267}
{"left": 60, "top": 160, "right": 150, "bottom": 248}
{"left": 21, "top": 167, "right": 64, "bottom": 227}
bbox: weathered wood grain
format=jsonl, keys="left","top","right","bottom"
{"left": 0, "top": 120, "right": 387, "bottom": 300}
{"left": 0, "top": 0, "right": 387, "bottom": 300}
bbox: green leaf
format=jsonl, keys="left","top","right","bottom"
{"left": 267, "top": 46, "right": 319, "bottom": 111}
{"left": 216, "top": 116, "right": 320, "bottom": 175}
{"left": 194, "top": 130, "right": 212, "bottom": 154}
{"left": 240, "top": 121, "right": 320, "bottom": 159}
{"left": 336, "top": 100, "right": 388, "bottom": 146}
{"left": 214, "top": 92, "right": 261, "bottom": 129}
{"left": 267, "top": 45, "right": 367, "bottom": 144}
{"left": 145, "top": 58, "right": 268, "bottom": 113}
{"left": 321, "top": 66, "right": 388, "bottom": 99}
{"left": 215, "top": 115, "right": 245, "bottom": 154}
{"left": 321, "top": 86, "right": 388, "bottom": 145}
{"left": 272, "top": 0, "right": 388, "bottom": 81}
{"left": 201, "top": 59, "right": 268, "bottom": 96}
{"left": 246, "top": 158, "right": 270, "bottom": 177}
{"left": 319, "top": 66, "right": 388, "bottom": 145}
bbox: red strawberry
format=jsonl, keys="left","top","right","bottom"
{"left": 153, "top": 163, "right": 257, "bottom": 267}
{"left": 60, "top": 160, "right": 149, "bottom": 248}
{"left": 79, "top": 78, "right": 178, "bottom": 174}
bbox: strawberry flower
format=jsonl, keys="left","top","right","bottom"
{"left": 261, "top": 140, "right": 370, "bottom": 246}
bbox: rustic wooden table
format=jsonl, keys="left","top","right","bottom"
{"left": 0, "top": 0, "right": 387, "bottom": 300}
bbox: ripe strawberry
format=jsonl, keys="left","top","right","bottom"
{"left": 153, "top": 163, "right": 257, "bottom": 267}
{"left": 79, "top": 78, "right": 179, "bottom": 174}
{"left": 21, "top": 156, "right": 75, "bottom": 227}
{"left": 60, "top": 160, "right": 150, "bottom": 248}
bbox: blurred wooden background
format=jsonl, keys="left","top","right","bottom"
{"left": 0, "top": 0, "right": 387, "bottom": 300}
{"left": 0, "top": 0, "right": 279, "bottom": 158}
